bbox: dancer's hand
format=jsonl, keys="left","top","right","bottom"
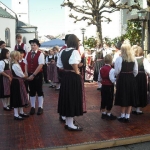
{"left": 28, "top": 75, "right": 34, "bottom": 81}
{"left": 8, "top": 76, "right": 12, "bottom": 82}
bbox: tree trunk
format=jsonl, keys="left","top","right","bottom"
{"left": 96, "top": 23, "right": 103, "bottom": 46}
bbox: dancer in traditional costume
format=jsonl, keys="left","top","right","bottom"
{"left": 10, "top": 51, "right": 29, "bottom": 120}
{"left": 132, "top": 46, "right": 150, "bottom": 114}
{"left": 24, "top": 39, "right": 45, "bottom": 115}
{"left": 0, "top": 49, "right": 12, "bottom": 111}
{"left": 57, "top": 34, "right": 83, "bottom": 131}
{"left": 98, "top": 54, "right": 116, "bottom": 120}
{"left": 14, "top": 34, "right": 29, "bottom": 55}
{"left": 114, "top": 43, "right": 138, "bottom": 123}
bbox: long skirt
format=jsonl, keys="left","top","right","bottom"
{"left": 115, "top": 73, "right": 139, "bottom": 107}
{"left": 53, "top": 65, "right": 59, "bottom": 83}
{"left": 47, "top": 63, "right": 55, "bottom": 81}
{"left": 85, "top": 66, "right": 94, "bottom": 81}
{"left": 10, "top": 78, "right": 28, "bottom": 108}
{"left": 58, "top": 71, "right": 83, "bottom": 117}
{"left": 93, "top": 60, "right": 104, "bottom": 81}
{"left": 0, "top": 70, "right": 11, "bottom": 98}
{"left": 135, "top": 73, "right": 147, "bottom": 107}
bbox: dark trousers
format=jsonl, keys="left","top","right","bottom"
{"left": 101, "top": 85, "right": 114, "bottom": 111}
{"left": 43, "top": 64, "right": 48, "bottom": 82}
{"left": 28, "top": 72, "right": 43, "bottom": 97}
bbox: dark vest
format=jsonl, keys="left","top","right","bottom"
{"left": 14, "top": 43, "right": 24, "bottom": 50}
{"left": 100, "top": 65, "right": 113, "bottom": 85}
{"left": 19, "top": 60, "right": 25, "bottom": 73}
{"left": 3, "top": 60, "right": 10, "bottom": 70}
{"left": 121, "top": 61, "right": 134, "bottom": 72}
{"left": 136, "top": 57, "right": 144, "bottom": 72}
{"left": 61, "top": 49, "right": 74, "bottom": 70}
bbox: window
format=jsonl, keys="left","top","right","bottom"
{"left": 23, "top": 37, "right": 26, "bottom": 44}
{"left": 19, "top": 15, "right": 21, "bottom": 17}
{"left": 19, "top": 2, "right": 21, "bottom": 4}
{"left": 5, "top": 28, "right": 10, "bottom": 47}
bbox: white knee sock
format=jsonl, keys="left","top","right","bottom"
{"left": 1, "top": 98, "right": 7, "bottom": 108}
{"left": 14, "top": 108, "right": 19, "bottom": 117}
{"left": 56, "top": 83, "right": 60, "bottom": 89}
{"left": 19, "top": 107, "right": 24, "bottom": 114}
{"left": 62, "top": 116, "right": 66, "bottom": 120}
{"left": 98, "top": 82, "right": 102, "bottom": 88}
{"left": 66, "top": 117, "right": 77, "bottom": 129}
{"left": 30, "top": 96, "right": 36, "bottom": 108}
{"left": 125, "top": 114, "right": 130, "bottom": 119}
{"left": 121, "top": 113, "right": 125, "bottom": 118}
{"left": 136, "top": 107, "right": 142, "bottom": 112}
{"left": 38, "top": 96, "right": 43, "bottom": 108}
{"left": 6, "top": 98, "right": 10, "bottom": 106}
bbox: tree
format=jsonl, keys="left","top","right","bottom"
{"left": 61, "top": 0, "right": 142, "bottom": 44}
{"left": 84, "top": 37, "right": 97, "bottom": 48}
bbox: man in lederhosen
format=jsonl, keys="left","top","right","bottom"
{"left": 24, "top": 39, "right": 45, "bottom": 115}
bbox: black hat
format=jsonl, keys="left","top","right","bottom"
{"left": 29, "top": 39, "right": 41, "bottom": 47}
{"left": 17, "top": 48, "right": 25, "bottom": 54}
{"left": 62, "top": 34, "right": 71, "bottom": 42}
{"left": 0, "top": 41, "right": 5, "bottom": 46}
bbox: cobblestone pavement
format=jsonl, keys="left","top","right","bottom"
{"left": 1, "top": 83, "right": 150, "bottom": 150}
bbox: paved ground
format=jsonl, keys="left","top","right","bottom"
{"left": 102, "top": 142, "right": 150, "bottom": 150}
{"left": 1, "top": 82, "right": 150, "bottom": 150}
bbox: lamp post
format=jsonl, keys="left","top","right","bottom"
{"left": 81, "top": 28, "right": 86, "bottom": 47}
{"left": 138, "top": 9, "right": 147, "bottom": 50}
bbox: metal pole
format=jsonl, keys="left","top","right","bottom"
{"left": 142, "top": 21, "right": 145, "bottom": 50}
{"left": 82, "top": 32, "right": 84, "bottom": 47}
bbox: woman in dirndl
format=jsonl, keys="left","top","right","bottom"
{"left": 132, "top": 46, "right": 150, "bottom": 114}
{"left": 46, "top": 49, "right": 55, "bottom": 88}
{"left": 10, "top": 51, "right": 29, "bottom": 120}
{"left": 0, "top": 49, "right": 12, "bottom": 111}
{"left": 114, "top": 43, "right": 139, "bottom": 123}
{"left": 57, "top": 34, "right": 84, "bottom": 131}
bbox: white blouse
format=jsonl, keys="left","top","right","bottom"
{"left": 57, "top": 48, "right": 81, "bottom": 69}
{"left": 136, "top": 56, "right": 150, "bottom": 75}
{"left": 46, "top": 55, "right": 53, "bottom": 64}
{"left": 0, "top": 59, "right": 9, "bottom": 73}
{"left": 114, "top": 56, "right": 138, "bottom": 77}
{"left": 12, "top": 64, "right": 25, "bottom": 78}
{"left": 24, "top": 50, "right": 45, "bottom": 65}
{"left": 98, "top": 65, "right": 116, "bottom": 83}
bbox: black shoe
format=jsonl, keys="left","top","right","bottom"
{"left": 55, "top": 88, "right": 60, "bottom": 91}
{"left": 30, "top": 107, "right": 35, "bottom": 115}
{"left": 132, "top": 111, "right": 136, "bottom": 114}
{"left": 101, "top": 113, "right": 107, "bottom": 119}
{"left": 97, "top": 88, "right": 101, "bottom": 91}
{"left": 59, "top": 116, "right": 66, "bottom": 123}
{"left": 37, "top": 107, "right": 43, "bottom": 115}
{"left": 118, "top": 117, "right": 125, "bottom": 122}
{"left": 67, "top": 125, "right": 83, "bottom": 131}
{"left": 65, "top": 125, "right": 68, "bottom": 129}
{"left": 25, "top": 103, "right": 30, "bottom": 108}
{"left": 107, "top": 114, "right": 117, "bottom": 120}
{"left": 3, "top": 107, "right": 12, "bottom": 111}
{"left": 124, "top": 118, "right": 130, "bottom": 123}
{"left": 19, "top": 113, "right": 29, "bottom": 118}
{"left": 14, "top": 116, "right": 24, "bottom": 120}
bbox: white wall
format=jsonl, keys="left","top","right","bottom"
{"left": 0, "top": 17, "right": 16, "bottom": 51}
{"left": 12, "top": 0, "right": 29, "bottom": 23}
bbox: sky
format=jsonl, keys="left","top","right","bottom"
{"left": 1, "top": 0, "right": 65, "bottom": 36}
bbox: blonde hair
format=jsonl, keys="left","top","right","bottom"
{"left": 123, "top": 39, "right": 130, "bottom": 45}
{"left": 147, "top": 53, "right": 150, "bottom": 62}
{"left": 104, "top": 54, "right": 112, "bottom": 64}
{"left": 131, "top": 45, "right": 138, "bottom": 55}
{"left": 121, "top": 43, "right": 135, "bottom": 62}
{"left": 134, "top": 46, "right": 143, "bottom": 57}
{"left": 53, "top": 46, "right": 59, "bottom": 52}
{"left": 10, "top": 51, "right": 20, "bottom": 64}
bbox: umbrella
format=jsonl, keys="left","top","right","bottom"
{"left": 41, "top": 39, "right": 65, "bottom": 47}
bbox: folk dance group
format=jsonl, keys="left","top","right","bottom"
{"left": 0, "top": 33, "right": 150, "bottom": 132}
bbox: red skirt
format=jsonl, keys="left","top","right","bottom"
{"left": 47, "top": 63, "right": 55, "bottom": 81}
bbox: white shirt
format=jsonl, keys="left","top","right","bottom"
{"left": 46, "top": 55, "right": 53, "bottom": 64}
{"left": 79, "top": 45, "right": 84, "bottom": 56}
{"left": 113, "top": 51, "right": 121, "bottom": 63}
{"left": 0, "top": 59, "right": 9, "bottom": 73}
{"left": 24, "top": 50, "right": 45, "bottom": 65}
{"left": 98, "top": 64, "right": 116, "bottom": 83}
{"left": 114, "top": 56, "right": 138, "bottom": 77}
{"left": 12, "top": 63, "right": 25, "bottom": 78}
{"left": 57, "top": 48, "right": 81, "bottom": 69}
{"left": 103, "top": 48, "right": 112, "bottom": 57}
{"left": 15, "top": 43, "right": 30, "bottom": 54}
{"left": 136, "top": 56, "right": 150, "bottom": 75}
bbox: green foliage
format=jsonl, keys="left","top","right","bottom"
{"left": 84, "top": 37, "right": 97, "bottom": 48}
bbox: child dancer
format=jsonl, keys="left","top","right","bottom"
{"left": 17, "top": 49, "right": 30, "bottom": 107}
{"left": 115, "top": 43, "right": 138, "bottom": 123}
{"left": 14, "top": 34, "right": 29, "bottom": 55}
{"left": 10, "top": 51, "right": 29, "bottom": 120}
{"left": 98, "top": 54, "right": 116, "bottom": 120}
{"left": 132, "top": 46, "right": 150, "bottom": 114}
{"left": 53, "top": 46, "right": 60, "bottom": 90}
{"left": 0, "top": 49, "right": 12, "bottom": 111}
{"left": 46, "top": 49, "right": 55, "bottom": 88}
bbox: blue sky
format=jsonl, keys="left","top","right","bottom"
{"left": 1, "top": 0, "right": 65, "bottom": 35}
